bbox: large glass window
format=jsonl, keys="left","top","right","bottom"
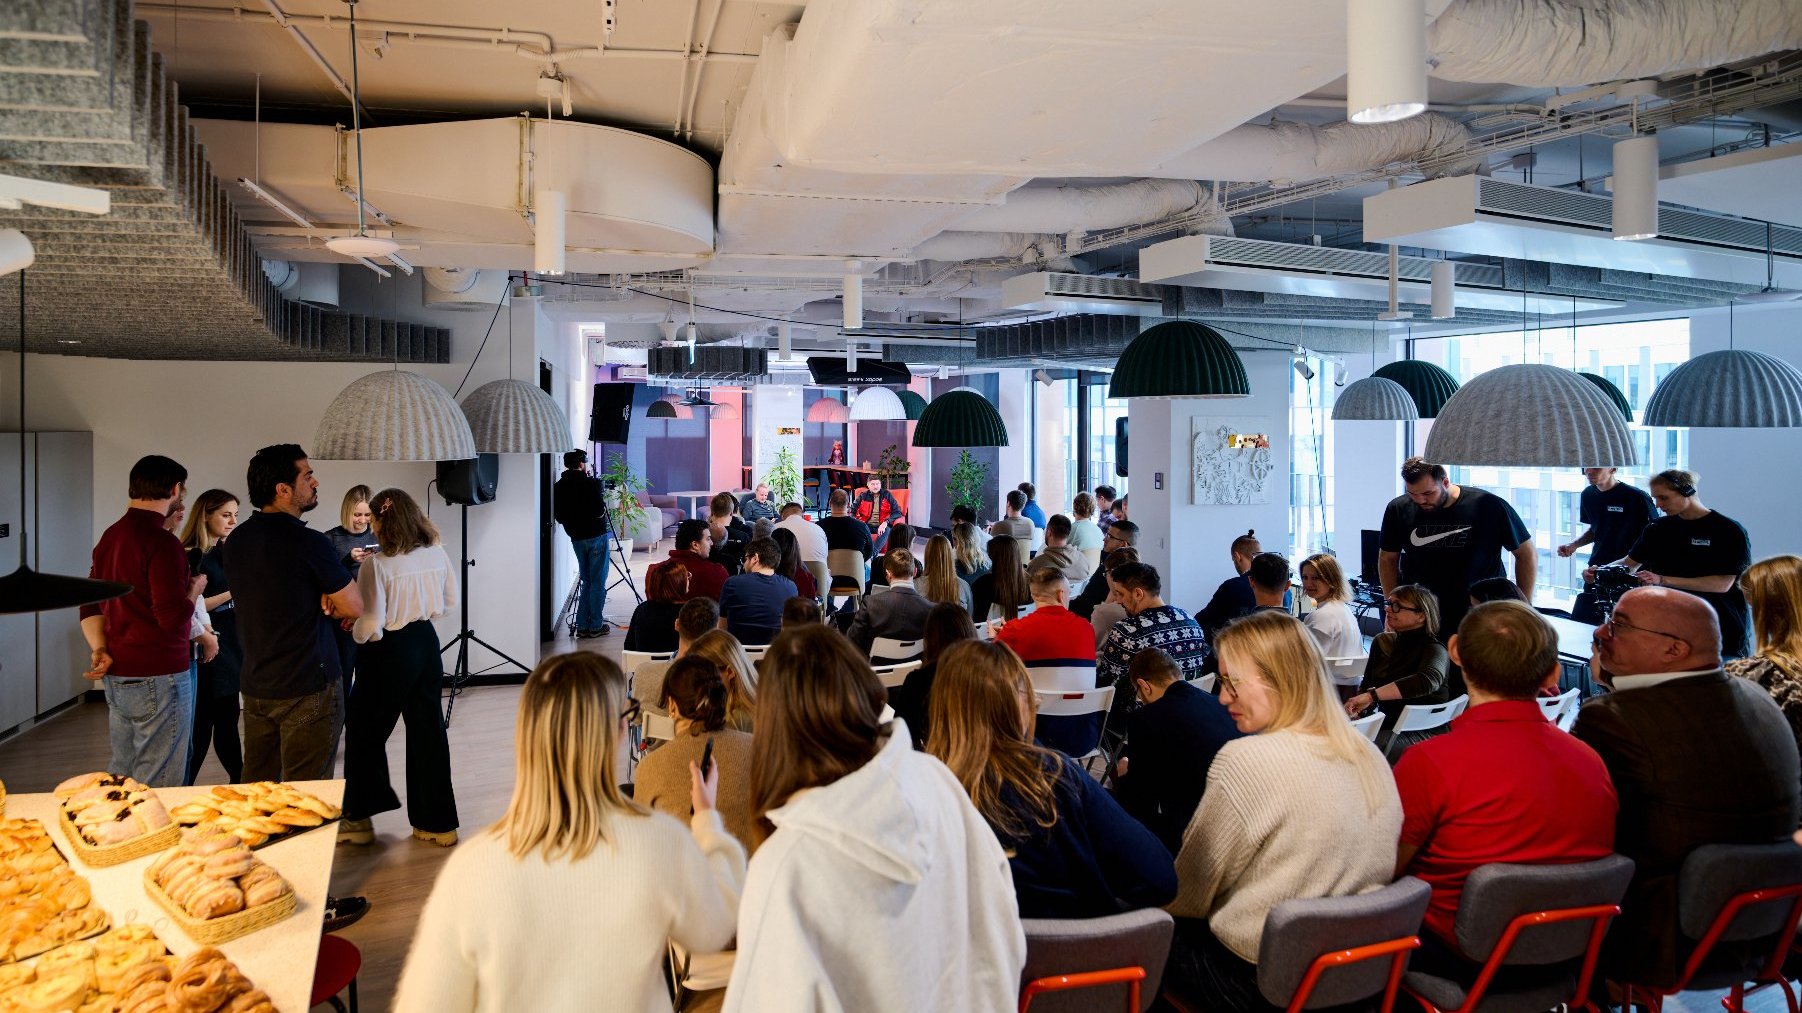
{"left": 1088, "top": 382, "right": 1130, "bottom": 499}
{"left": 1291, "top": 354, "right": 1336, "bottom": 559}
{"left": 1412, "top": 318, "right": 1689, "bottom": 608}
{"left": 1032, "top": 377, "right": 1077, "bottom": 512}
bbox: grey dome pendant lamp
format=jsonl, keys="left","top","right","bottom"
{"left": 1644, "top": 300, "right": 1802, "bottom": 428}
{"left": 1423, "top": 363, "right": 1639, "bottom": 467}
{"left": 460, "top": 283, "right": 571, "bottom": 454}
{"left": 1, "top": 263, "right": 131, "bottom": 614}
{"left": 1333, "top": 323, "right": 1418, "bottom": 422}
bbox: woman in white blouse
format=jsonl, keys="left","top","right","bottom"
{"left": 339, "top": 488, "right": 460, "bottom": 847}
{"left": 1299, "top": 553, "right": 1363, "bottom": 660}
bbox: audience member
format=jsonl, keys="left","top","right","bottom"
{"left": 624, "top": 564, "right": 688, "bottom": 654}
{"left": 1574, "top": 587, "right": 1800, "bottom": 989}
{"left": 921, "top": 534, "right": 974, "bottom": 614}
{"left": 1729, "top": 555, "right": 1802, "bottom": 774}
{"left": 988, "top": 490, "right": 1034, "bottom": 559}
{"left": 675, "top": 597, "right": 720, "bottom": 657}
{"left": 1089, "top": 548, "right": 1141, "bottom": 651}
{"left": 1071, "top": 520, "right": 1138, "bottom": 620}
{"left": 928, "top": 639, "right": 1176, "bottom": 919}
{"left": 971, "top": 535, "right": 1032, "bottom": 622}
{"left": 995, "top": 568, "right": 1097, "bottom": 690}
{"left": 708, "top": 492, "right": 750, "bottom": 574}
{"left": 1468, "top": 575, "right": 1528, "bottom": 605}
{"left": 1111, "top": 494, "right": 1129, "bottom": 525}
{"left": 1112, "top": 648, "right": 1242, "bottom": 854}
{"left": 769, "top": 527, "right": 817, "bottom": 600}
{"left": 324, "top": 484, "right": 376, "bottom": 576}
{"left": 1603, "top": 469, "right": 1754, "bottom": 659}
{"left": 1196, "top": 530, "right": 1264, "bottom": 638}
{"left": 951, "top": 521, "right": 990, "bottom": 582}
{"left": 1093, "top": 485, "right": 1117, "bottom": 534}
{"left": 688, "top": 630, "right": 759, "bottom": 733}
{"left": 1027, "top": 514, "right": 1093, "bottom": 584}
{"left": 1165, "top": 611, "right": 1401, "bottom": 1013}
{"left": 774, "top": 502, "right": 828, "bottom": 564}
{"left": 890, "top": 603, "right": 978, "bottom": 747}
{"left": 851, "top": 476, "right": 903, "bottom": 540}
{"left": 780, "top": 596, "right": 821, "bottom": 628}
{"left": 723, "top": 626, "right": 1023, "bottom": 1011}
{"left": 636, "top": 655, "right": 756, "bottom": 850}
{"left": 553, "top": 451, "right": 614, "bottom": 639}
{"left": 949, "top": 503, "right": 978, "bottom": 528}
{"left": 850, "top": 550, "right": 935, "bottom": 656}
{"left": 1017, "top": 482, "right": 1047, "bottom": 529}
{"left": 718, "top": 538, "right": 796, "bottom": 646}
{"left": 393, "top": 653, "right": 743, "bottom": 1013}
{"left": 225, "top": 444, "right": 361, "bottom": 782}
{"left": 870, "top": 522, "right": 922, "bottom": 588}
{"left": 1380, "top": 457, "right": 1534, "bottom": 646}
{"left": 1069, "top": 493, "right": 1104, "bottom": 551}
{"left": 1097, "top": 563, "right": 1212, "bottom": 691}
{"left": 342, "top": 489, "right": 459, "bottom": 848}
{"left": 1246, "top": 552, "right": 1291, "bottom": 612}
{"left": 817, "top": 488, "right": 875, "bottom": 562}
{"left": 1395, "top": 601, "right": 1617, "bottom": 968}
{"left": 179, "top": 489, "right": 243, "bottom": 784}
{"left": 739, "top": 483, "right": 779, "bottom": 525}
{"left": 1300, "top": 553, "right": 1361, "bottom": 659}
{"left": 751, "top": 517, "right": 776, "bottom": 543}
{"left": 649, "top": 520, "right": 729, "bottom": 602}
{"left": 80, "top": 454, "right": 201, "bottom": 787}
{"left": 1347, "top": 584, "right": 1451, "bottom": 752}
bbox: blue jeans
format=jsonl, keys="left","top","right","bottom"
{"left": 572, "top": 533, "right": 611, "bottom": 631}
{"left": 103, "top": 671, "right": 194, "bottom": 788}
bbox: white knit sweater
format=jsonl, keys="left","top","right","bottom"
{"left": 1169, "top": 726, "right": 1401, "bottom": 963}
{"left": 393, "top": 809, "right": 745, "bottom": 1013}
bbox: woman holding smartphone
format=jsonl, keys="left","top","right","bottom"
{"left": 325, "top": 485, "right": 375, "bottom": 695}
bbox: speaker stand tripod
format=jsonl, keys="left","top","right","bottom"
{"left": 441, "top": 503, "right": 531, "bottom": 726}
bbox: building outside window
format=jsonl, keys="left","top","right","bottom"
{"left": 1290, "top": 353, "right": 1336, "bottom": 560}
{"left": 1087, "top": 381, "right": 1130, "bottom": 500}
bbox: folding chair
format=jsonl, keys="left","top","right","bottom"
{"left": 1324, "top": 655, "right": 1370, "bottom": 684}
{"left": 1251, "top": 877, "right": 1431, "bottom": 1013}
{"left": 871, "top": 637, "right": 923, "bottom": 665}
{"left": 872, "top": 660, "right": 922, "bottom": 689}
{"left": 1034, "top": 686, "right": 1116, "bottom": 765}
{"left": 1018, "top": 908, "right": 1173, "bottom": 1013}
{"left": 622, "top": 649, "right": 675, "bottom": 694}
{"left": 1194, "top": 673, "right": 1217, "bottom": 694}
{"left": 1028, "top": 660, "right": 1100, "bottom": 694}
{"left": 1351, "top": 711, "right": 1383, "bottom": 742}
{"left": 741, "top": 643, "right": 770, "bottom": 663}
{"left": 1383, "top": 695, "right": 1469, "bottom": 762}
{"left": 1535, "top": 688, "right": 1579, "bottom": 730}
{"left": 803, "top": 560, "right": 831, "bottom": 608}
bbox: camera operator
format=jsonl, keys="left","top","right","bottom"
{"left": 1586, "top": 469, "right": 1752, "bottom": 659}
{"left": 553, "top": 449, "right": 612, "bottom": 639}
{"left": 1559, "top": 467, "right": 1654, "bottom": 624}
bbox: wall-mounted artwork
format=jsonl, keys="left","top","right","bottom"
{"left": 1192, "top": 419, "right": 1275, "bottom": 505}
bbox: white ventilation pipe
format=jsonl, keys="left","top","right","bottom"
{"left": 1429, "top": 0, "right": 1802, "bottom": 86}
{"left": 948, "top": 180, "right": 1216, "bottom": 235}
{"left": 1150, "top": 114, "right": 1480, "bottom": 182}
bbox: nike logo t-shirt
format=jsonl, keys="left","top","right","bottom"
{"left": 1380, "top": 486, "right": 1531, "bottom": 634}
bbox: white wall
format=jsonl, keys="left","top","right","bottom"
{"left": 995, "top": 369, "right": 1033, "bottom": 496}
{"left": 1127, "top": 350, "right": 1294, "bottom": 612}
{"left": 751, "top": 386, "right": 802, "bottom": 496}
{"left": 1331, "top": 340, "right": 1406, "bottom": 562}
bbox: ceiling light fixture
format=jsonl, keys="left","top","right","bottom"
{"left": 1110, "top": 320, "right": 1250, "bottom": 399}
{"left": 1611, "top": 133, "right": 1660, "bottom": 241}
{"left": 848, "top": 386, "right": 907, "bottom": 421}
{"left": 1346, "top": 0, "right": 1427, "bottom": 124}
{"left": 805, "top": 396, "right": 850, "bottom": 424}
{"left": 912, "top": 388, "right": 1009, "bottom": 447}
{"left": 1332, "top": 376, "right": 1419, "bottom": 421}
{"left": 897, "top": 389, "right": 929, "bottom": 420}
{"left": 1424, "top": 364, "right": 1639, "bottom": 467}
{"left": 1644, "top": 301, "right": 1802, "bottom": 427}
{"left": 533, "top": 188, "right": 566, "bottom": 276}
{"left": 323, "top": 0, "right": 401, "bottom": 263}
{"left": 1430, "top": 260, "right": 1456, "bottom": 319}
{"left": 315, "top": 370, "right": 477, "bottom": 461}
{"left": 1371, "top": 359, "right": 1460, "bottom": 418}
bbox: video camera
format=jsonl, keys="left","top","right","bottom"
{"left": 1589, "top": 564, "right": 1640, "bottom": 620}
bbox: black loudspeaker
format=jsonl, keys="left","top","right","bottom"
{"left": 437, "top": 454, "right": 499, "bottom": 506}
{"left": 1114, "top": 416, "right": 1129, "bottom": 478}
{"left": 590, "top": 383, "right": 634, "bottom": 444}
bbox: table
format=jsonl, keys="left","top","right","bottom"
{"left": 666, "top": 490, "right": 714, "bottom": 522}
{"left": 10, "top": 779, "right": 343, "bottom": 1013}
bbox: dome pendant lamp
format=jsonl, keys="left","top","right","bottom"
{"left": 1644, "top": 304, "right": 1802, "bottom": 427}
{"left": 1371, "top": 359, "right": 1459, "bottom": 418}
{"left": 897, "top": 389, "right": 929, "bottom": 421}
{"left": 1332, "top": 376, "right": 1419, "bottom": 421}
{"left": 1109, "top": 320, "right": 1250, "bottom": 399}
{"left": 1578, "top": 372, "right": 1634, "bottom": 423}
{"left": 848, "top": 386, "right": 907, "bottom": 421}
{"left": 806, "top": 395, "right": 850, "bottom": 424}
{"left": 323, "top": 0, "right": 400, "bottom": 262}
{"left": 1423, "top": 364, "right": 1639, "bottom": 468}
{"left": 913, "top": 388, "right": 1008, "bottom": 447}
{"left": 315, "top": 370, "right": 477, "bottom": 461}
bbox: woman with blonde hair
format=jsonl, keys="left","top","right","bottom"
{"left": 324, "top": 484, "right": 375, "bottom": 696}
{"left": 1165, "top": 610, "right": 1401, "bottom": 1012}
{"left": 687, "top": 629, "right": 758, "bottom": 732}
{"left": 951, "top": 521, "right": 990, "bottom": 582}
{"left": 1730, "top": 555, "right": 1802, "bottom": 775}
{"left": 921, "top": 534, "right": 974, "bottom": 614}
{"left": 180, "top": 489, "right": 243, "bottom": 783}
{"left": 928, "top": 639, "right": 1175, "bottom": 918}
{"left": 340, "top": 488, "right": 460, "bottom": 847}
{"left": 723, "top": 625, "right": 1023, "bottom": 1012}
{"left": 1299, "top": 553, "right": 1361, "bottom": 658}
{"left": 394, "top": 652, "right": 743, "bottom": 1013}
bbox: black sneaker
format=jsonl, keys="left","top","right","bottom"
{"left": 577, "top": 624, "right": 612, "bottom": 639}
{"left": 322, "top": 895, "right": 370, "bottom": 933}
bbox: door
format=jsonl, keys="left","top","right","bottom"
{"left": 538, "top": 360, "right": 557, "bottom": 643}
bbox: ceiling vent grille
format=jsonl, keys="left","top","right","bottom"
{"left": 1001, "top": 272, "right": 1167, "bottom": 316}
{"left": 1477, "top": 177, "right": 1802, "bottom": 254}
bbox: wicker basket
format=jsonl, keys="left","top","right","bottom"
{"left": 56, "top": 815, "right": 179, "bottom": 868}
{"left": 141, "top": 870, "right": 297, "bottom": 945}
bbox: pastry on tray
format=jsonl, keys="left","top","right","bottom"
{"left": 0, "top": 825, "right": 109, "bottom": 965}
{"left": 167, "top": 782, "right": 340, "bottom": 848}
{"left": 55, "top": 774, "right": 173, "bottom": 849}
{"left": 0, "top": 820, "right": 64, "bottom": 878}
{"left": 0, "top": 927, "right": 276, "bottom": 1013}
{"left": 147, "top": 830, "right": 294, "bottom": 922}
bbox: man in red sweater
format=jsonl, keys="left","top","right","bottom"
{"left": 79, "top": 455, "right": 203, "bottom": 786}
{"left": 995, "top": 567, "right": 1097, "bottom": 692}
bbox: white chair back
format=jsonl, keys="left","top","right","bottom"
{"left": 623, "top": 649, "right": 675, "bottom": 681}
{"left": 640, "top": 711, "right": 676, "bottom": 743}
{"left": 1029, "top": 527, "right": 1046, "bottom": 554}
{"left": 1390, "top": 694, "right": 1469, "bottom": 736}
{"left": 870, "top": 637, "right": 923, "bottom": 665}
{"left": 803, "top": 560, "right": 830, "bottom": 603}
{"left": 1194, "top": 673, "right": 1217, "bottom": 694}
{"left": 987, "top": 600, "right": 1036, "bottom": 623}
{"left": 1350, "top": 711, "right": 1383, "bottom": 742}
{"left": 1026, "top": 661, "right": 1098, "bottom": 694}
{"left": 827, "top": 549, "right": 866, "bottom": 604}
{"left": 1555, "top": 690, "right": 1583, "bottom": 732}
{"left": 872, "top": 660, "right": 922, "bottom": 689}
{"left": 632, "top": 660, "right": 674, "bottom": 715}
{"left": 1537, "top": 687, "right": 1580, "bottom": 729}
{"left": 1033, "top": 686, "right": 1116, "bottom": 762}
{"left": 1323, "top": 655, "right": 1369, "bottom": 684}
{"left": 742, "top": 644, "right": 769, "bottom": 663}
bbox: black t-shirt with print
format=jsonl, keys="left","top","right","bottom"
{"left": 1581, "top": 482, "right": 1655, "bottom": 567}
{"left": 1380, "top": 486, "right": 1530, "bottom": 636}
{"left": 1628, "top": 511, "right": 1753, "bottom": 658}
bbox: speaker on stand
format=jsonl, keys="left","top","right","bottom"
{"left": 435, "top": 454, "right": 529, "bottom": 725}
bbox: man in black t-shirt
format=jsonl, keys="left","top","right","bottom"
{"left": 1560, "top": 468, "right": 1655, "bottom": 623}
{"left": 552, "top": 450, "right": 612, "bottom": 638}
{"left": 817, "top": 488, "right": 875, "bottom": 558}
{"left": 1379, "top": 457, "right": 1533, "bottom": 639}
{"left": 1607, "top": 469, "right": 1754, "bottom": 658}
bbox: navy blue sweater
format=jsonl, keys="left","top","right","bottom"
{"left": 1112, "top": 680, "right": 1244, "bottom": 854}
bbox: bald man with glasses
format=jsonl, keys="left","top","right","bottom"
{"left": 1572, "top": 587, "right": 1798, "bottom": 992}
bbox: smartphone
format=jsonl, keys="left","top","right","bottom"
{"left": 700, "top": 736, "right": 715, "bottom": 779}
{"left": 362, "top": 543, "right": 380, "bottom": 551}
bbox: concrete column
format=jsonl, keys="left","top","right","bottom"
{"left": 995, "top": 368, "right": 1032, "bottom": 495}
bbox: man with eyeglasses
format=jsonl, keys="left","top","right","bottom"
{"left": 1571, "top": 587, "right": 1798, "bottom": 992}
{"left": 1378, "top": 457, "right": 1532, "bottom": 644}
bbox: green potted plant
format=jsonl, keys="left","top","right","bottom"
{"left": 946, "top": 449, "right": 988, "bottom": 519}
{"left": 764, "top": 445, "right": 802, "bottom": 506}
{"left": 601, "top": 452, "right": 651, "bottom": 552}
{"left": 876, "top": 443, "right": 911, "bottom": 490}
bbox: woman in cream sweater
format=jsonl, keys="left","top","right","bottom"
{"left": 634, "top": 655, "right": 756, "bottom": 850}
{"left": 394, "top": 652, "right": 745, "bottom": 1013}
{"left": 1166, "top": 610, "right": 1402, "bottom": 1013}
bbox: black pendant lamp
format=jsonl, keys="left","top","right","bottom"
{"left": 1109, "top": 320, "right": 1249, "bottom": 399}
{"left": 1, "top": 265, "right": 131, "bottom": 614}
{"left": 1578, "top": 372, "right": 1633, "bottom": 423}
{"left": 912, "top": 388, "right": 1008, "bottom": 447}
{"left": 897, "top": 389, "right": 928, "bottom": 421}
{"left": 1371, "top": 359, "right": 1460, "bottom": 419}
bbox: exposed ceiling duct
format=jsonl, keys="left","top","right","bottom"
{"left": 1149, "top": 114, "right": 1482, "bottom": 182}
{"left": 947, "top": 180, "right": 1222, "bottom": 235}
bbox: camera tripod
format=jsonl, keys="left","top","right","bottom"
{"left": 555, "top": 516, "right": 642, "bottom": 639}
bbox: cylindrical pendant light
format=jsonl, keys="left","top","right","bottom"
{"left": 843, "top": 260, "right": 863, "bottom": 330}
{"left": 1347, "top": 0, "right": 1427, "bottom": 124}
{"left": 778, "top": 322, "right": 792, "bottom": 357}
{"left": 534, "top": 188, "right": 566, "bottom": 275}
{"left": 1430, "top": 260, "right": 1455, "bottom": 319}
{"left": 1612, "top": 135, "right": 1660, "bottom": 241}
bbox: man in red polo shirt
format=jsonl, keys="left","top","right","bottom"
{"left": 995, "top": 568, "right": 1097, "bottom": 691}
{"left": 1394, "top": 600, "right": 1617, "bottom": 971}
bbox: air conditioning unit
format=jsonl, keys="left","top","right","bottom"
{"left": 1138, "top": 234, "right": 1621, "bottom": 314}
{"left": 1362, "top": 175, "right": 1802, "bottom": 289}
{"left": 1001, "top": 272, "right": 1167, "bottom": 316}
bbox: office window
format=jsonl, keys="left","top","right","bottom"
{"left": 1088, "top": 383, "right": 1130, "bottom": 499}
{"left": 1290, "top": 353, "right": 1336, "bottom": 558}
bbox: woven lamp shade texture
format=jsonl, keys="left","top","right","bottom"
{"left": 1332, "top": 376, "right": 1419, "bottom": 421}
{"left": 1109, "top": 320, "right": 1250, "bottom": 398}
{"left": 805, "top": 397, "right": 850, "bottom": 423}
{"left": 314, "top": 370, "right": 476, "bottom": 461}
{"left": 1644, "top": 349, "right": 1802, "bottom": 428}
{"left": 1423, "top": 364, "right": 1639, "bottom": 467}
{"left": 1578, "top": 372, "right": 1634, "bottom": 422}
{"left": 848, "top": 386, "right": 907, "bottom": 421}
{"left": 461, "top": 379, "right": 570, "bottom": 454}
{"left": 897, "top": 389, "right": 929, "bottom": 420}
{"left": 912, "top": 388, "right": 1009, "bottom": 447}
{"left": 709, "top": 401, "right": 740, "bottom": 421}
{"left": 1372, "top": 360, "right": 1460, "bottom": 418}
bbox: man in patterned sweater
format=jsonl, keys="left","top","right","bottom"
{"left": 1097, "top": 562, "right": 1212, "bottom": 690}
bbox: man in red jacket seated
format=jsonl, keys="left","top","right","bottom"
{"left": 995, "top": 568, "right": 1098, "bottom": 692}
{"left": 851, "top": 476, "right": 903, "bottom": 542}
{"left": 647, "top": 519, "right": 730, "bottom": 602}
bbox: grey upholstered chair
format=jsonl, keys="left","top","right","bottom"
{"left": 1018, "top": 908, "right": 1174, "bottom": 1013}
{"left": 1255, "top": 876, "right": 1432, "bottom": 1012}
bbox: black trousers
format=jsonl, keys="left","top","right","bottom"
{"left": 186, "top": 661, "right": 243, "bottom": 784}
{"left": 343, "top": 620, "right": 459, "bottom": 833}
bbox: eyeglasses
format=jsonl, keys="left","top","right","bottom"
{"left": 621, "top": 697, "right": 642, "bottom": 726}
{"left": 1216, "top": 670, "right": 1241, "bottom": 696}
{"left": 1604, "top": 613, "right": 1687, "bottom": 643}
{"left": 1384, "top": 602, "right": 1423, "bottom": 614}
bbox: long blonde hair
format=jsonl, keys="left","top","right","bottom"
{"left": 922, "top": 535, "right": 963, "bottom": 607}
{"left": 689, "top": 630, "right": 758, "bottom": 721}
{"left": 1745, "top": 555, "right": 1802, "bottom": 676}
{"left": 498, "top": 652, "right": 646, "bottom": 861}
{"left": 926, "top": 640, "right": 1060, "bottom": 840}
{"left": 179, "top": 489, "right": 238, "bottom": 555}
{"left": 1215, "top": 611, "right": 1389, "bottom": 810}
{"left": 952, "top": 522, "right": 988, "bottom": 572}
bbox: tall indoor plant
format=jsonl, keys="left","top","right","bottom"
{"left": 601, "top": 452, "right": 650, "bottom": 550}
{"left": 764, "top": 445, "right": 802, "bottom": 506}
{"left": 876, "top": 443, "right": 911, "bottom": 490}
{"left": 946, "top": 449, "right": 989, "bottom": 519}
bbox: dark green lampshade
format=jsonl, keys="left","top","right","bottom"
{"left": 897, "top": 389, "right": 928, "bottom": 420}
{"left": 0, "top": 565, "right": 131, "bottom": 615}
{"left": 1579, "top": 372, "right": 1634, "bottom": 422}
{"left": 645, "top": 399, "right": 678, "bottom": 419}
{"left": 1372, "top": 360, "right": 1461, "bottom": 419}
{"left": 1108, "top": 320, "right": 1250, "bottom": 399}
{"left": 912, "top": 388, "right": 1008, "bottom": 447}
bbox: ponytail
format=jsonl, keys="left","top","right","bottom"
{"left": 660, "top": 656, "right": 730, "bottom": 733}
